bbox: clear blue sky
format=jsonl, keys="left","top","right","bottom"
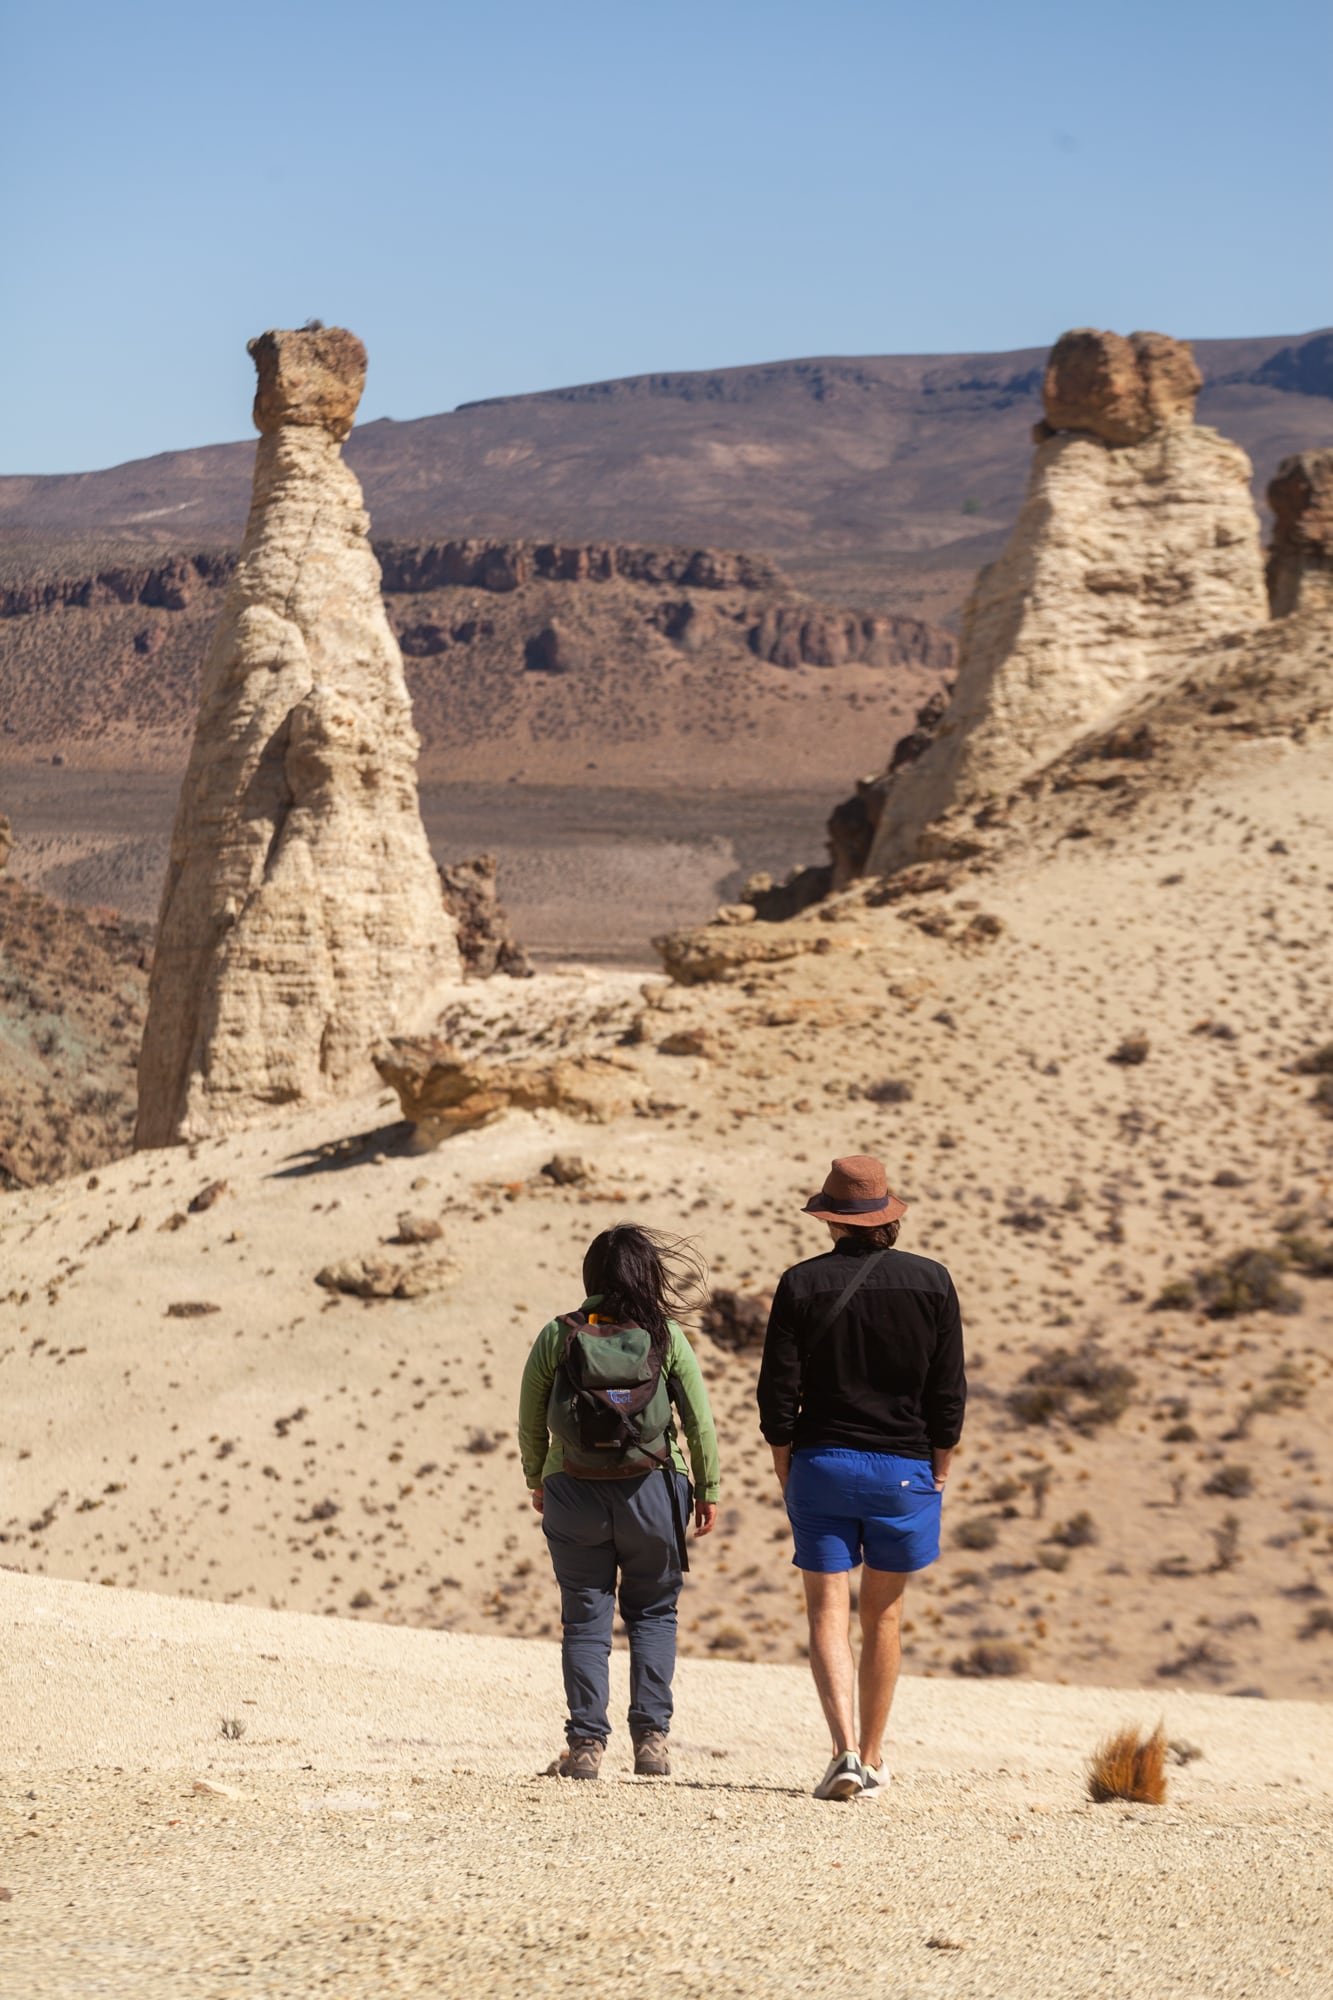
{"left": 4, "top": 0, "right": 1330, "bottom": 473}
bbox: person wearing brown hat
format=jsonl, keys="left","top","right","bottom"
{"left": 757, "top": 1155, "right": 966, "bottom": 1801}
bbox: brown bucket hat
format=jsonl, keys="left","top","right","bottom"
{"left": 802, "top": 1154, "right": 907, "bottom": 1227}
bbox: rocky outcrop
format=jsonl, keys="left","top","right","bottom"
{"left": 0, "top": 871, "right": 147, "bottom": 1186}
{"left": 0, "top": 553, "right": 233, "bottom": 620}
{"left": 373, "top": 1037, "right": 630, "bottom": 1142}
{"left": 865, "top": 329, "right": 1268, "bottom": 876}
{"left": 135, "top": 327, "right": 459, "bottom": 1148}
{"left": 1266, "top": 451, "right": 1333, "bottom": 617}
{"left": 375, "top": 539, "right": 785, "bottom": 595}
{"left": 437, "top": 854, "right": 532, "bottom": 978}
{"left": 1039, "top": 328, "right": 1202, "bottom": 445}
{"left": 654, "top": 915, "right": 838, "bottom": 985}
{"left": 747, "top": 605, "right": 953, "bottom": 673}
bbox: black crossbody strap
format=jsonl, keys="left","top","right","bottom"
{"left": 804, "top": 1248, "right": 889, "bottom": 1359}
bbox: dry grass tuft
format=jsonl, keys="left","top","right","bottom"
{"left": 1086, "top": 1722, "right": 1168, "bottom": 1806}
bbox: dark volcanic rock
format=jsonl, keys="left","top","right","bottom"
{"left": 1266, "top": 449, "right": 1333, "bottom": 616}
{"left": 437, "top": 854, "right": 533, "bottom": 978}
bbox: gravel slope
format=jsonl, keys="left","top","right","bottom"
{"left": 2, "top": 1572, "right": 1330, "bottom": 1999}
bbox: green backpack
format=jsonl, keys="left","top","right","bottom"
{"left": 546, "top": 1313, "right": 675, "bottom": 1478}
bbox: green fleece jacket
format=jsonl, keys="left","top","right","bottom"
{"left": 518, "top": 1300, "right": 720, "bottom": 1501}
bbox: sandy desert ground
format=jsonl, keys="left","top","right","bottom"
{"left": 0, "top": 765, "right": 833, "bottom": 960}
{"left": 3, "top": 712, "right": 1331, "bottom": 1706}
{"left": 2, "top": 1569, "right": 1331, "bottom": 1999}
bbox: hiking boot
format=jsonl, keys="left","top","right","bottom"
{"left": 813, "top": 1751, "right": 864, "bottom": 1800}
{"left": 633, "top": 1729, "right": 671, "bottom": 1777}
{"left": 549, "top": 1737, "right": 604, "bottom": 1780}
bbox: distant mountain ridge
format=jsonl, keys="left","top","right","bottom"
{"left": 4, "top": 328, "right": 1331, "bottom": 626}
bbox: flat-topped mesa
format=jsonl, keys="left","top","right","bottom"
{"left": 1266, "top": 450, "right": 1333, "bottom": 617}
{"left": 135, "top": 327, "right": 459, "bottom": 1149}
{"left": 863, "top": 327, "right": 1267, "bottom": 877}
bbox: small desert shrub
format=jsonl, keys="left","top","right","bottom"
{"left": 1008, "top": 1343, "right": 1137, "bottom": 1431}
{"left": 1163, "top": 1421, "right": 1198, "bottom": 1443}
{"left": 1203, "top": 1463, "right": 1253, "bottom": 1499}
{"left": 952, "top": 1640, "right": 1027, "bottom": 1679}
{"left": 1293, "top": 1043, "right": 1333, "bottom": 1075}
{"left": 954, "top": 1516, "right": 1000, "bottom": 1552}
{"left": 1155, "top": 1638, "right": 1233, "bottom": 1681}
{"left": 863, "top": 1077, "right": 914, "bottom": 1105}
{"left": 1299, "top": 1606, "right": 1333, "bottom": 1641}
{"left": 220, "top": 1717, "right": 246, "bottom": 1741}
{"left": 1209, "top": 1515, "right": 1242, "bottom": 1572}
{"left": 1280, "top": 1233, "right": 1333, "bottom": 1278}
{"left": 1036, "top": 1545, "right": 1070, "bottom": 1572}
{"left": 1109, "top": 1035, "right": 1150, "bottom": 1066}
{"left": 988, "top": 1477, "right": 1024, "bottom": 1504}
{"left": 1234, "top": 1363, "right": 1309, "bottom": 1434}
{"left": 465, "top": 1429, "right": 501, "bottom": 1455}
{"left": 1048, "top": 1509, "right": 1099, "bottom": 1549}
{"left": 77, "top": 1085, "right": 125, "bottom": 1119}
{"left": 701, "top": 1288, "right": 771, "bottom": 1351}
{"left": 1159, "top": 1239, "right": 1325, "bottom": 1318}
{"left": 1312, "top": 1077, "right": 1333, "bottom": 1118}
{"left": 1196, "top": 1249, "right": 1302, "bottom": 1319}
{"left": 707, "top": 1625, "right": 748, "bottom": 1654}
{"left": 1086, "top": 1723, "right": 1167, "bottom": 1806}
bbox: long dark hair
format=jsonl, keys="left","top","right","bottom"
{"left": 581, "top": 1224, "right": 705, "bottom": 1353}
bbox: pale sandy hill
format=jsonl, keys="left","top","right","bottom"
{"left": 1, "top": 1570, "right": 1330, "bottom": 1998}
{"left": 2, "top": 694, "right": 1331, "bottom": 1702}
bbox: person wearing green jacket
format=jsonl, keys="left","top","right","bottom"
{"left": 518, "top": 1224, "right": 719, "bottom": 1781}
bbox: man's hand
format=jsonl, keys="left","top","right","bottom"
{"left": 529, "top": 1486, "right": 544, "bottom": 1514}
{"left": 931, "top": 1446, "right": 954, "bottom": 1492}
{"left": 770, "top": 1443, "right": 792, "bottom": 1495}
{"left": 694, "top": 1501, "right": 717, "bottom": 1537}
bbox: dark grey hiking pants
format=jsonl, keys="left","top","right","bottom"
{"left": 541, "top": 1468, "right": 689, "bottom": 1744}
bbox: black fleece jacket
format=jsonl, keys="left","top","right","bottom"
{"left": 757, "top": 1238, "right": 966, "bottom": 1460}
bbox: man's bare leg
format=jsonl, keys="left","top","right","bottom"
{"left": 858, "top": 1566, "right": 908, "bottom": 1769}
{"left": 801, "top": 1570, "right": 858, "bottom": 1757}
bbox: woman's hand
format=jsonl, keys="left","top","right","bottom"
{"left": 530, "top": 1486, "right": 544, "bottom": 1514}
{"left": 694, "top": 1501, "right": 717, "bottom": 1537}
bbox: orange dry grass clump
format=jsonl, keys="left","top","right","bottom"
{"left": 1086, "top": 1722, "right": 1168, "bottom": 1805}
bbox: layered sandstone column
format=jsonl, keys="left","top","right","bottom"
{"left": 136, "top": 328, "right": 459, "bottom": 1148}
{"left": 1266, "top": 450, "right": 1333, "bottom": 618}
{"left": 866, "top": 329, "right": 1268, "bottom": 875}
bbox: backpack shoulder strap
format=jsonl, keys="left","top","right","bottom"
{"left": 804, "top": 1248, "right": 889, "bottom": 1359}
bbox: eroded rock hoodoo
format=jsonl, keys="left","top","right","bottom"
{"left": 1266, "top": 450, "right": 1333, "bottom": 618}
{"left": 135, "top": 328, "right": 459, "bottom": 1148}
{"left": 863, "top": 328, "right": 1268, "bottom": 876}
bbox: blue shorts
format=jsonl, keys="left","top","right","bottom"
{"left": 786, "top": 1448, "right": 941, "bottom": 1574}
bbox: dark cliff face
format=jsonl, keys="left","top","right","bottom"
{"left": 0, "top": 535, "right": 956, "bottom": 791}
{"left": 0, "top": 552, "right": 234, "bottom": 620}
